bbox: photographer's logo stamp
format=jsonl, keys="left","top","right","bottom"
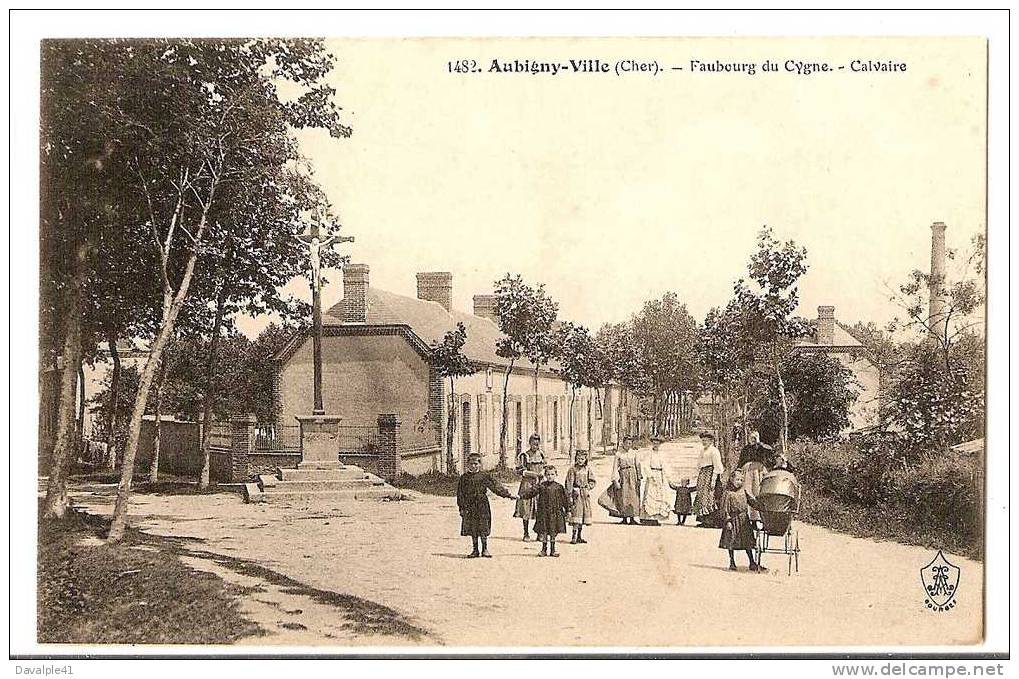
{"left": 920, "top": 550, "right": 960, "bottom": 612}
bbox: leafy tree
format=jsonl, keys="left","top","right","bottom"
{"left": 698, "top": 301, "right": 759, "bottom": 463}
{"left": 594, "top": 321, "right": 646, "bottom": 446}
{"left": 40, "top": 39, "right": 138, "bottom": 517}
{"left": 245, "top": 323, "right": 300, "bottom": 424}
{"left": 629, "top": 292, "right": 700, "bottom": 436}
{"left": 431, "top": 322, "right": 475, "bottom": 475}
{"left": 492, "top": 274, "right": 558, "bottom": 466}
{"left": 47, "top": 38, "right": 354, "bottom": 542}
{"left": 754, "top": 351, "right": 858, "bottom": 443}
{"left": 884, "top": 352, "right": 983, "bottom": 458}
{"left": 883, "top": 234, "right": 985, "bottom": 457}
{"left": 556, "top": 323, "right": 604, "bottom": 458}
{"left": 732, "top": 227, "right": 811, "bottom": 453}
{"left": 889, "top": 233, "right": 985, "bottom": 371}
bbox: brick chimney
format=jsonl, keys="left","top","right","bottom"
{"left": 416, "top": 272, "right": 452, "bottom": 312}
{"left": 817, "top": 305, "right": 836, "bottom": 345}
{"left": 929, "top": 221, "right": 948, "bottom": 344}
{"left": 473, "top": 294, "right": 498, "bottom": 324}
{"left": 342, "top": 264, "right": 369, "bottom": 324}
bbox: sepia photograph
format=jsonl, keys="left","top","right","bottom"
{"left": 9, "top": 8, "right": 1010, "bottom": 668}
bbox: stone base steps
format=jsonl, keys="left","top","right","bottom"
{"left": 279, "top": 467, "right": 371, "bottom": 482}
{"left": 257, "top": 487, "right": 403, "bottom": 502}
{"left": 245, "top": 460, "right": 405, "bottom": 504}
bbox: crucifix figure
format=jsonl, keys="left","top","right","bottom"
{"left": 296, "top": 232, "right": 353, "bottom": 292}
{"left": 297, "top": 222, "right": 354, "bottom": 414}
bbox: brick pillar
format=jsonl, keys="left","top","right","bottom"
{"left": 377, "top": 413, "right": 401, "bottom": 480}
{"left": 427, "top": 366, "right": 444, "bottom": 448}
{"left": 229, "top": 414, "right": 257, "bottom": 483}
{"left": 269, "top": 362, "right": 283, "bottom": 424}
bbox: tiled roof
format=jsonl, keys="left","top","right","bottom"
{"left": 325, "top": 287, "right": 550, "bottom": 370}
{"left": 796, "top": 320, "right": 865, "bottom": 349}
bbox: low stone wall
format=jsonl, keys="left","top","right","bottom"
{"left": 249, "top": 452, "right": 301, "bottom": 476}
{"left": 400, "top": 446, "right": 442, "bottom": 476}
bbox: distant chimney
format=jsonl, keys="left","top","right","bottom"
{"left": 416, "top": 272, "right": 452, "bottom": 312}
{"left": 342, "top": 264, "right": 369, "bottom": 324}
{"left": 817, "top": 305, "right": 836, "bottom": 345}
{"left": 929, "top": 221, "right": 948, "bottom": 344}
{"left": 473, "top": 294, "right": 498, "bottom": 324}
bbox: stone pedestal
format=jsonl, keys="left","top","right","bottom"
{"left": 296, "top": 414, "right": 343, "bottom": 463}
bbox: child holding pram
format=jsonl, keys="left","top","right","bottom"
{"left": 719, "top": 468, "right": 767, "bottom": 572}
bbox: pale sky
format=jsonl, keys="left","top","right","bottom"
{"left": 240, "top": 37, "right": 986, "bottom": 337}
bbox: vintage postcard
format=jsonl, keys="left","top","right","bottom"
{"left": 11, "top": 10, "right": 1009, "bottom": 666}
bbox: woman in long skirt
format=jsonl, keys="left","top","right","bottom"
{"left": 639, "top": 436, "right": 672, "bottom": 524}
{"left": 514, "top": 433, "right": 547, "bottom": 541}
{"left": 610, "top": 444, "right": 642, "bottom": 524}
{"left": 693, "top": 431, "right": 724, "bottom": 527}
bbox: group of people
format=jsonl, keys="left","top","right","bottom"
{"left": 455, "top": 433, "right": 595, "bottom": 558}
{"left": 454, "top": 429, "right": 795, "bottom": 571}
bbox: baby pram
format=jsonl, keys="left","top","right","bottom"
{"left": 752, "top": 469, "right": 801, "bottom": 575}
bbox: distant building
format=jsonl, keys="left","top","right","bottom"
{"left": 38, "top": 339, "right": 149, "bottom": 462}
{"left": 793, "top": 305, "right": 881, "bottom": 431}
{"left": 274, "top": 265, "right": 627, "bottom": 475}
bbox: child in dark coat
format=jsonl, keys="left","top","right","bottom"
{"left": 669, "top": 477, "right": 695, "bottom": 525}
{"left": 456, "top": 453, "right": 516, "bottom": 558}
{"left": 518, "top": 465, "right": 570, "bottom": 557}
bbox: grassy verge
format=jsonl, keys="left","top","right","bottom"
{"left": 791, "top": 440, "right": 983, "bottom": 561}
{"left": 37, "top": 505, "right": 263, "bottom": 644}
{"left": 391, "top": 468, "right": 521, "bottom": 497}
{"left": 68, "top": 469, "right": 239, "bottom": 496}
{"left": 799, "top": 484, "right": 982, "bottom": 561}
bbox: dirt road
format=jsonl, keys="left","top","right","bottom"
{"left": 63, "top": 437, "right": 983, "bottom": 648}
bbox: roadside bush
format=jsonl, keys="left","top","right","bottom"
{"left": 790, "top": 437, "right": 982, "bottom": 559}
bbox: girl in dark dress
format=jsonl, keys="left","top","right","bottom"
{"left": 518, "top": 465, "right": 571, "bottom": 557}
{"left": 719, "top": 469, "right": 767, "bottom": 572}
{"left": 456, "top": 453, "right": 516, "bottom": 558}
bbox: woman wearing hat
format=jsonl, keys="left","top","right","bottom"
{"left": 514, "top": 433, "right": 547, "bottom": 541}
{"left": 607, "top": 441, "right": 642, "bottom": 525}
{"left": 639, "top": 435, "right": 672, "bottom": 524}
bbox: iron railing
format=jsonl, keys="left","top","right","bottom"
{"left": 254, "top": 424, "right": 302, "bottom": 453}
{"left": 337, "top": 424, "right": 380, "bottom": 456}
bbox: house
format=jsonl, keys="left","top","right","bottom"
{"left": 38, "top": 338, "right": 149, "bottom": 466}
{"left": 273, "top": 265, "right": 626, "bottom": 475}
{"left": 793, "top": 305, "right": 881, "bottom": 430}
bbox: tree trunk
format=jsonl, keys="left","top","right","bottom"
{"left": 148, "top": 358, "right": 165, "bottom": 485}
{"left": 42, "top": 239, "right": 90, "bottom": 520}
{"left": 42, "top": 270, "right": 87, "bottom": 519}
{"left": 105, "top": 332, "right": 121, "bottom": 470}
{"left": 197, "top": 289, "right": 227, "bottom": 489}
{"left": 77, "top": 362, "right": 85, "bottom": 450}
{"left": 775, "top": 349, "right": 790, "bottom": 454}
{"left": 498, "top": 359, "right": 514, "bottom": 468}
{"left": 109, "top": 259, "right": 205, "bottom": 541}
